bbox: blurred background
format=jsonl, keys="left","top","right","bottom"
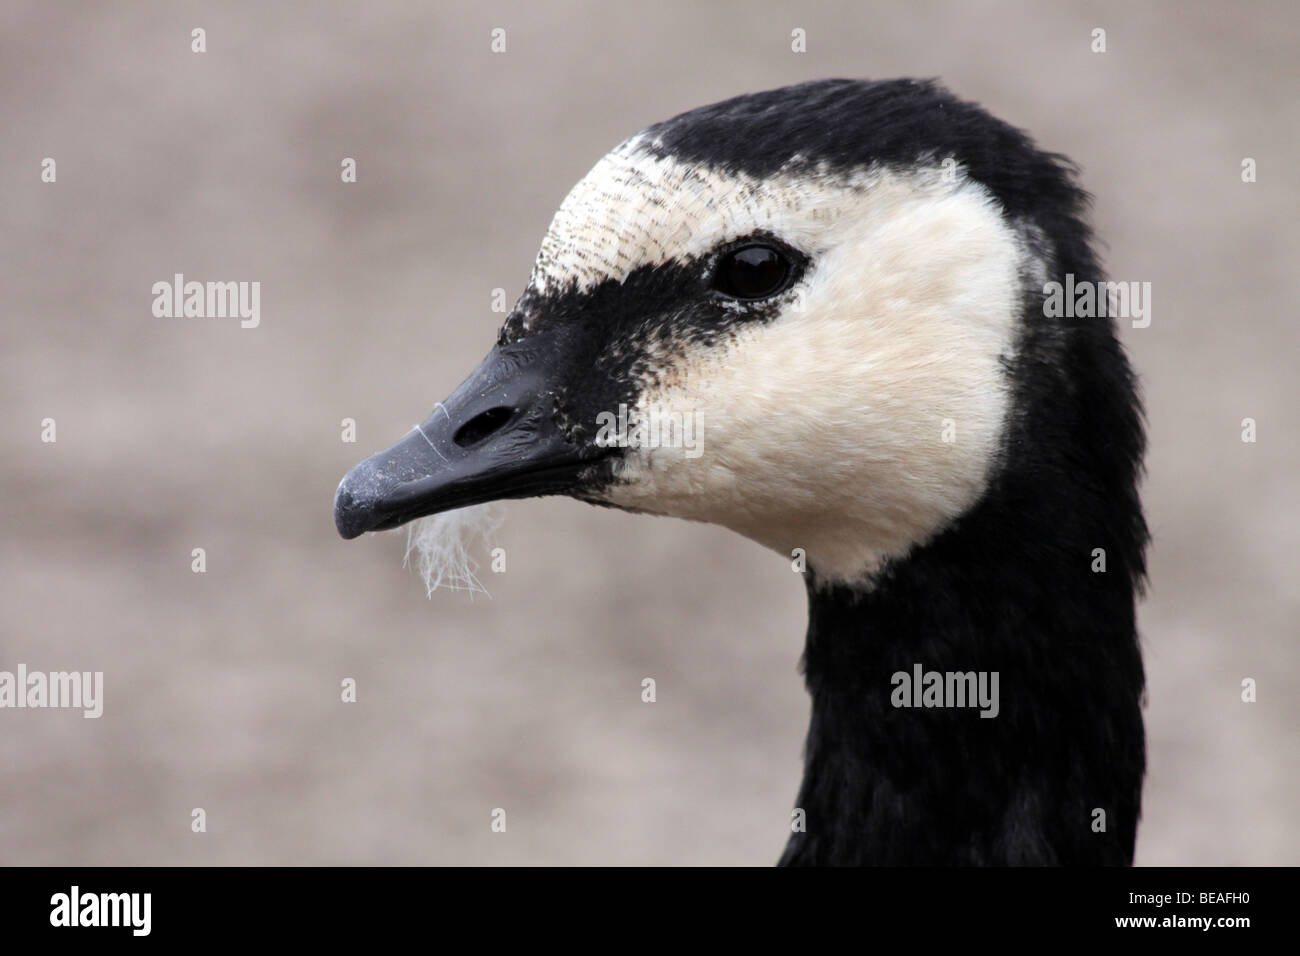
{"left": 1, "top": 0, "right": 1295, "bottom": 865}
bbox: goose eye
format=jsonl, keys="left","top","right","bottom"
{"left": 712, "top": 244, "right": 792, "bottom": 300}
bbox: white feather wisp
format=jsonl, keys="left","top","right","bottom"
{"left": 402, "top": 503, "right": 503, "bottom": 598}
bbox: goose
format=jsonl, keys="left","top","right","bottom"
{"left": 333, "top": 78, "right": 1148, "bottom": 866}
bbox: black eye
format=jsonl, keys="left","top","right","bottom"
{"left": 712, "top": 244, "right": 793, "bottom": 300}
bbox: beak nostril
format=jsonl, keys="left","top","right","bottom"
{"left": 453, "top": 406, "right": 514, "bottom": 448}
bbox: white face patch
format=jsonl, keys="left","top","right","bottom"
{"left": 531, "top": 141, "right": 1035, "bottom": 587}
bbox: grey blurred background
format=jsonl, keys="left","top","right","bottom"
{"left": 1, "top": 0, "right": 1296, "bottom": 865}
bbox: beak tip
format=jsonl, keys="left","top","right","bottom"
{"left": 333, "top": 475, "right": 373, "bottom": 540}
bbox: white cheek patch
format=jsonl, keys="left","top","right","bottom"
{"left": 576, "top": 164, "right": 1031, "bottom": 587}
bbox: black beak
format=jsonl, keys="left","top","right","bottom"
{"left": 334, "top": 332, "right": 598, "bottom": 539}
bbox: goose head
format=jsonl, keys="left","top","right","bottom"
{"left": 334, "top": 78, "right": 1149, "bottom": 866}
{"left": 335, "top": 78, "right": 1092, "bottom": 587}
